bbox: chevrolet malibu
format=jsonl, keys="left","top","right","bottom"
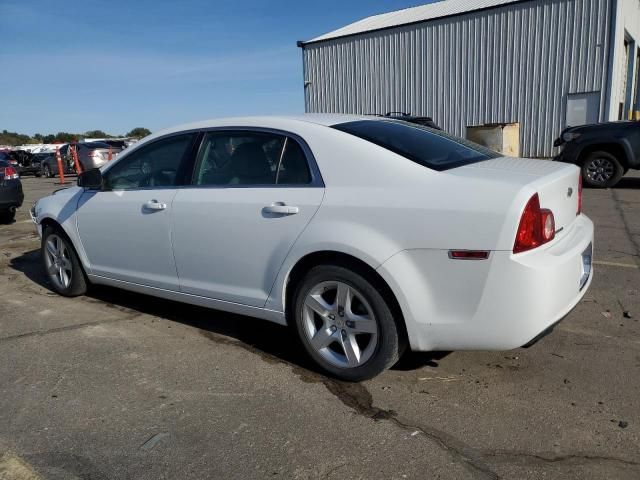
{"left": 32, "top": 115, "right": 594, "bottom": 381}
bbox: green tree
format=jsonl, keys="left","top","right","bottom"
{"left": 53, "top": 132, "right": 78, "bottom": 143}
{"left": 0, "top": 129, "right": 31, "bottom": 146}
{"left": 84, "top": 130, "right": 110, "bottom": 138}
{"left": 126, "top": 127, "right": 151, "bottom": 138}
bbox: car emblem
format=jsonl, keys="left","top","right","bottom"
{"left": 567, "top": 187, "right": 573, "bottom": 197}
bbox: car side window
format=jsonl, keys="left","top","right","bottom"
{"left": 192, "top": 131, "right": 311, "bottom": 186}
{"left": 103, "top": 134, "right": 194, "bottom": 190}
{"left": 275, "top": 138, "right": 311, "bottom": 185}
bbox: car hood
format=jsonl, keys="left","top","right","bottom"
{"left": 562, "top": 120, "right": 638, "bottom": 134}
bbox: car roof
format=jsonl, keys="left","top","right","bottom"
{"left": 152, "top": 114, "right": 379, "bottom": 137}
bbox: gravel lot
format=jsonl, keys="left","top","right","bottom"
{"left": 1, "top": 174, "right": 639, "bottom": 480}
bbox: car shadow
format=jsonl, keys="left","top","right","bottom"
{"left": 614, "top": 175, "right": 640, "bottom": 189}
{"left": 9, "top": 248, "right": 446, "bottom": 374}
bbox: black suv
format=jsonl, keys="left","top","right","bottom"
{"left": 554, "top": 120, "right": 640, "bottom": 188}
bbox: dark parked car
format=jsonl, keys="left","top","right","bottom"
{"left": 554, "top": 120, "right": 640, "bottom": 188}
{"left": 41, "top": 142, "right": 123, "bottom": 178}
{"left": 0, "top": 154, "right": 24, "bottom": 223}
{"left": 41, "top": 145, "right": 73, "bottom": 178}
{"left": 29, "top": 152, "right": 52, "bottom": 177}
{"left": 8, "top": 150, "right": 42, "bottom": 177}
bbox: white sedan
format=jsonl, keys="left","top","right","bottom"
{"left": 32, "top": 115, "right": 593, "bottom": 381}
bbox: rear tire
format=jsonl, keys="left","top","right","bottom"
{"left": 43, "top": 164, "right": 54, "bottom": 178}
{"left": 581, "top": 151, "right": 624, "bottom": 188}
{"left": 292, "top": 264, "right": 405, "bottom": 381}
{"left": 41, "top": 226, "right": 88, "bottom": 296}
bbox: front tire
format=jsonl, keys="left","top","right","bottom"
{"left": 41, "top": 226, "right": 88, "bottom": 296}
{"left": 292, "top": 265, "right": 404, "bottom": 381}
{"left": 581, "top": 151, "right": 624, "bottom": 188}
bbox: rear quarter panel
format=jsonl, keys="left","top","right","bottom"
{"left": 264, "top": 127, "right": 533, "bottom": 313}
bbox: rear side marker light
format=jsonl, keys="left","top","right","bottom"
{"left": 577, "top": 174, "right": 583, "bottom": 215}
{"left": 448, "top": 250, "right": 490, "bottom": 260}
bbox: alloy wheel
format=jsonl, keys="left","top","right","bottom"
{"left": 586, "top": 158, "right": 614, "bottom": 184}
{"left": 302, "top": 281, "right": 379, "bottom": 369}
{"left": 44, "top": 234, "right": 73, "bottom": 290}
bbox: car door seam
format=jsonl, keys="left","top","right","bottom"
{"left": 168, "top": 189, "right": 182, "bottom": 289}
{"left": 262, "top": 188, "right": 326, "bottom": 309}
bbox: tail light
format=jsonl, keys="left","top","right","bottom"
{"left": 577, "top": 174, "right": 582, "bottom": 215}
{"left": 2, "top": 166, "right": 19, "bottom": 180}
{"left": 513, "top": 193, "right": 555, "bottom": 254}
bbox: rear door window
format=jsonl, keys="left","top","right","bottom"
{"left": 332, "top": 120, "right": 500, "bottom": 171}
{"left": 192, "top": 131, "right": 311, "bottom": 186}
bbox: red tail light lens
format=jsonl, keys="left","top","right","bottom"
{"left": 513, "top": 193, "right": 555, "bottom": 253}
{"left": 577, "top": 174, "right": 582, "bottom": 215}
{"left": 2, "top": 166, "right": 19, "bottom": 180}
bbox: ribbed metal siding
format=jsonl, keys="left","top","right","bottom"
{"left": 303, "top": 0, "right": 612, "bottom": 157}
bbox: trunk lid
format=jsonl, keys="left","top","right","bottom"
{"left": 450, "top": 157, "right": 581, "bottom": 234}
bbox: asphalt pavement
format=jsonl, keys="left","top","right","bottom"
{"left": 1, "top": 174, "right": 639, "bottom": 479}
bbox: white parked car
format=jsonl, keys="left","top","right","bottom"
{"left": 32, "top": 115, "right": 593, "bottom": 381}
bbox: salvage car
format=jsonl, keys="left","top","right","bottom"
{"left": 554, "top": 120, "right": 640, "bottom": 188}
{"left": 32, "top": 115, "right": 594, "bottom": 380}
{"left": 0, "top": 154, "right": 24, "bottom": 223}
{"left": 41, "top": 142, "right": 122, "bottom": 177}
{"left": 8, "top": 150, "right": 41, "bottom": 177}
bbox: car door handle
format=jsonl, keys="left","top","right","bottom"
{"left": 262, "top": 203, "right": 299, "bottom": 215}
{"left": 143, "top": 200, "right": 167, "bottom": 211}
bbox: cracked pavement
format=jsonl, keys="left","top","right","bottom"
{"left": 1, "top": 175, "right": 639, "bottom": 479}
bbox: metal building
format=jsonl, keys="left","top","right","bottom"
{"left": 298, "top": 0, "right": 640, "bottom": 157}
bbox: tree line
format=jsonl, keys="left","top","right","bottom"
{"left": 0, "top": 128, "right": 152, "bottom": 146}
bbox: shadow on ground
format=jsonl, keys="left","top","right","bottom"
{"left": 9, "top": 248, "right": 446, "bottom": 375}
{"left": 610, "top": 176, "right": 640, "bottom": 190}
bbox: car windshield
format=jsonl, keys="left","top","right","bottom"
{"left": 0, "top": 152, "right": 10, "bottom": 160}
{"left": 333, "top": 120, "right": 500, "bottom": 171}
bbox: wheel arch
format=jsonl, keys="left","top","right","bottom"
{"left": 39, "top": 216, "right": 91, "bottom": 275}
{"left": 282, "top": 250, "right": 408, "bottom": 342}
{"left": 577, "top": 142, "right": 630, "bottom": 168}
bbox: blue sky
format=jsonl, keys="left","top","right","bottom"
{"left": 1, "top": 0, "right": 432, "bottom": 135}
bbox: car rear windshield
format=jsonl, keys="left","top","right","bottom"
{"left": 82, "top": 142, "right": 111, "bottom": 149}
{"left": 332, "top": 120, "right": 500, "bottom": 171}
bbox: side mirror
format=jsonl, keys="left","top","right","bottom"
{"left": 77, "top": 168, "right": 103, "bottom": 189}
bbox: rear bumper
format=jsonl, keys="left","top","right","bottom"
{"left": 18, "top": 165, "right": 41, "bottom": 175}
{"left": 0, "top": 182, "right": 24, "bottom": 210}
{"left": 377, "top": 214, "right": 594, "bottom": 351}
